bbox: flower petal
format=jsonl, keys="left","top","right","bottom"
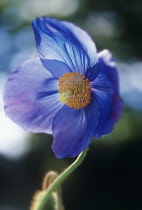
{"left": 60, "top": 20, "right": 98, "bottom": 67}
{"left": 41, "top": 59, "right": 72, "bottom": 79}
{"left": 32, "top": 17, "right": 98, "bottom": 75}
{"left": 85, "top": 62, "right": 100, "bottom": 82}
{"left": 91, "top": 50, "right": 123, "bottom": 138}
{"left": 51, "top": 96, "right": 99, "bottom": 159}
{"left": 3, "top": 58, "right": 63, "bottom": 134}
{"left": 94, "top": 50, "right": 119, "bottom": 92}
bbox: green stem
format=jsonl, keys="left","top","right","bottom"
{"left": 55, "top": 185, "right": 62, "bottom": 210}
{"left": 37, "top": 149, "right": 88, "bottom": 210}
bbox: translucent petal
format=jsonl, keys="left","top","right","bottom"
{"left": 3, "top": 58, "right": 63, "bottom": 134}
{"left": 32, "top": 17, "right": 98, "bottom": 75}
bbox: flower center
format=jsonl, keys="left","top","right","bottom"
{"left": 58, "top": 72, "right": 91, "bottom": 109}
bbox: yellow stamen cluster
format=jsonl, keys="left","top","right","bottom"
{"left": 58, "top": 72, "right": 91, "bottom": 109}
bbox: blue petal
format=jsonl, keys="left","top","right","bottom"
{"left": 100, "top": 94, "right": 123, "bottom": 135}
{"left": 41, "top": 59, "right": 72, "bottom": 79}
{"left": 32, "top": 17, "right": 98, "bottom": 75}
{"left": 95, "top": 50, "right": 119, "bottom": 92}
{"left": 85, "top": 62, "right": 100, "bottom": 81}
{"left": 3, "top": 58, "right": 63, "bottom": 134}
{"left": 91, "top": 50, "right": 123, "bottom": 138}
{"left": 51, "top": 96, "right": 99, "bottom": 159}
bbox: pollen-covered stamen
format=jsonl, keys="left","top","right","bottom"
{"left": 58, "top": 72, "right": 91, "bottom": 109}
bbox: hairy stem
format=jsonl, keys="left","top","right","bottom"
{"left": 37, "top": 149, "right": 88, "bottom": 210}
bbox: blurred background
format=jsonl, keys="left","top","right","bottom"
{"left": 0, "top": 0, "right": 142, "bottom": 209}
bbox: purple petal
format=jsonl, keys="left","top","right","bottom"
{"left": 97, "top": 49, "right": 119, "bottom": 92}
{"left": 51, "top": 96, "right": 99, "bottom": 159}
{"left": 32, "top": 17, "right": 98, "bottom": 75}
{"left": 3, "top": 58, "right": 63, "bottom": 134}
{"left": 100, "top": 93, "right": 123, "bottom": 135}
{"left": 91, "top": 50, "right": 123, "bottom": 138}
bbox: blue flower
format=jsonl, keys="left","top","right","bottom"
{"left": 3, "top": 17, "right": 122, "bottom": 159}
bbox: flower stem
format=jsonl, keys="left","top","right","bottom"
{"left": 37, "top": 149, "right": 88, "bottom": 210}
